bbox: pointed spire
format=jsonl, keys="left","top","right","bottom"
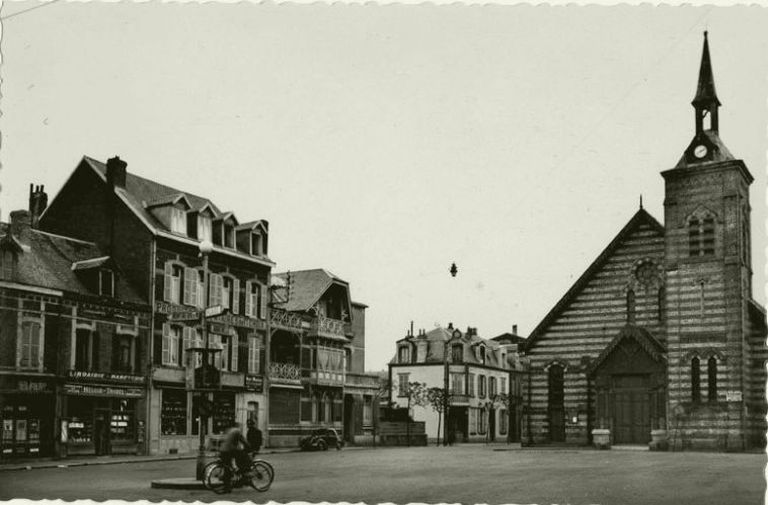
{"left": 639, "top": 194, "right": 643, "bottom": 210}
{"left": 692, "top": 31, "right": 721, "bottom": 107}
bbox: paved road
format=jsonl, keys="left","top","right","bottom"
{"left": 0, "top": 446, "right": 764, "bottom": 504}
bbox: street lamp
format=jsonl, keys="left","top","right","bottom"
{"left": 195, "top": 239, "right": 213, "bottom": 480}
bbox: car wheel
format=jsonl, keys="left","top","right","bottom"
{"left": 318, "top": 440, "right": 328, "bottom": 451}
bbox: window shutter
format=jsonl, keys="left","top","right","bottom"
{"left": 245, "top": 281, "right": 253, "bottom": 317}
{"left": 197, "top": 273, "right": 205, "bottom": 309}
{"left": 231, "top": 334, "right": 239, "bottom": 372}
{"left": 209, "top": 274, "right": 219, "bottom": 307}
{"left": 183, "top": 268, "right": 192, "bottom": 305}
{"left": 182, "top": 327, "right": 192, "bottom": 367}
{"left": 163, "top": 263, "right": 173, "bottom": 302}
{"left": 162, "top": 323, "right": 170, "bottom": 365}
{"left": 260, "top": 284, "right": 267, "bottom": 320}
{"left": 232, "top": 279, "right": 240, "bottom": 314}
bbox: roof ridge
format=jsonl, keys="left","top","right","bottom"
{"left": 525, "top": 208, "right": 664, "bottom": 350}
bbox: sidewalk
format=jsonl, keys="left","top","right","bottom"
{"left": 0, "top": 446, "right": 303, "bottom": 472}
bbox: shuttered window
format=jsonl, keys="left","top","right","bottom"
{"left": 707, "top": 357, "right": 717, "bottom": 403}
{"left": 248, "top": 336, "right": 260, "bottom": 374}
{"left": 230, "top": 334, "right": 239, "bottom": 372}
{"left": 162, "top": 324, "right": 181, "bottom": 366}
{"left": 691, "top": 357, "right": 701, "bottom": 403}
{"left": 19, "top": 320, "right": 42, "bottom": 369}
{"left": 183, "top": 268, "right": 198, "bottom": 306}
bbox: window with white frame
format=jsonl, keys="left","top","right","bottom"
{"left": 478, "top": 375, "right": 487, "bottom": 398}
{"left": 164, "top": 263, "right": 183, "bottom": 304}
{"left": 245, "top": 281, "right": 266, "bottom": 319}
{"left": 18, "top": 319, "right": 42, "bottom": 370}
{"left": 198, "top": 215, "right": 213, "bottom": 242}
{"left": 468, "top": 374, "right": 475, "bottom": 397}
{"left": 209, "top": 273, "right": 223, "bottom": 307}
{"left": 193, "top": 327, "right": 203, "bottom": 368}
{"left": 183, "top": 267, "right": 199, "bottom": 306}
{"left": 98, "top": 269, "right": 114, "bottom": 297}
{"left": 162, "top": 324, "right": 181, "bottom": 366}
{"left": 501, "top": 377, "right": 507, "bottom": 395}
{"left": 248, "top": 336, "right": 261, "bottom": 374}
{"left": 224, "top": 223, "right": 235, "bottom": 249}
{"left": 170, "top": 207, "right": 187, "bottom": 234}
{"left": 489, "top": 376, "right": 497, "bottom": 397}
{"left": 477, "top": 408, "right": 487, "bottom": 435}
{"left": 398, "top": 345, "right": 411, "bottom": 364}
{"left": 397, "top": 373, "right": 410, "bottom": 397}
{"left": 251, "top": 233, "right": 262, "bottom": 256}
{"left": 450, "top": 373, "right": 465, "bottom": 395}
{"left": 196, "top": 271, "right": 205, "bottom": 309}
{"left": 221, "top": 276, "right": 239, "bottom": 314}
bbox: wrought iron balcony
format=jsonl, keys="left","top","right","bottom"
{"left": 310, "top": 316, "right": 350, "bottom": 339}
{"left": 268, "top": 362, "right": 301, "bottom": 384}
{"left": 270, "top": 308, "right": 306, "bottom": 331}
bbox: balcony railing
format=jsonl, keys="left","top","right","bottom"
{"left": 344, "top": 373, "right": 381, "bottom": 389}
{"left": 310, "top": 316, "right": 348, "bottom": 338}
{"left": 268, "top": 362, "right": 301, "bottom": 384}
{"left": 270, "top": 309, "right": 306, "bottom": 331}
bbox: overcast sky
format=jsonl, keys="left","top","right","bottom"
{"left": 1, "top": 2, "right": 766, "bottom": 371}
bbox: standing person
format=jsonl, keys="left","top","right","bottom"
{"left": 246, "top": 420, "right": 263, "bottom": 454}
{"left": 219, "top": 422, "right": 251, "bottom": 491}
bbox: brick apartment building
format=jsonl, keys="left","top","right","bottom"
{"left": 38, "top": 156, "right": 274, "bottom": 454}
{"left": 0, "top": 187, "right": 151, "bottom": 460}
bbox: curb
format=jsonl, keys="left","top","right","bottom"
{"left": 150, "top": 478, "right": 206, "bottom": 490}
{"left": 0, "top": 454, "right": 198, "bottom": 472}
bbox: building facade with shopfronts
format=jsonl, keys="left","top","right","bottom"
{"left": 521, "top": 35, "right": 767, "bottom": 451}
{"left": 0, "top": 193, "right": 150, "bottom": 460}
{"left": 38, "top": 156, "right": 274, "bottom": 455}
{"left": 389, "top": 325, "right": 524, "bottom": 444}
{"left": 267, "top": 269, "right": 366, "bottom": 447}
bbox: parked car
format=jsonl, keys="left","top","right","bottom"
{"left": 299, "top": 428, "right": 344, "bottom": 451}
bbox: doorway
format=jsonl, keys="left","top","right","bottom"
{"left": 613, "top": 375, "right": 650, "bottom": 444}
{"left": 94, "top": 409, "right": 111, "bottom": 456}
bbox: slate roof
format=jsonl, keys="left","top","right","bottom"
{"left": 0, "top": 223, "right": 145, "bottom": 304}
{"left": 272, "top": 269, "right": 349, "bottom": 313}
{"left": 391, "top": 326, "right": 508, "bottom": 367}
{"left": 83, "top": 156, "right": 223, "bottom": 232}
{"left": 524, "top": 208, "right": 665, "bottom": 351}
{"left": 491, "top": 332, "right": 527, "bottom": 346}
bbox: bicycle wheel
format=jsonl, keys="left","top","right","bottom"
{"left": 201, "top": 461, "right": 219, "bottom": 489}
{"left": 204, "top": 462, "right": 231, "bottom": 494}
{"left": 247, "top": 460, "right": 274, "bottom": 492}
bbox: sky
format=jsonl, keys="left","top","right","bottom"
{"left": 1, "top": 2, "right": 766, "bottom": 372}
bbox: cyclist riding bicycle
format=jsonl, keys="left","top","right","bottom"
{"left": 219, "top": 422, "right": 252, "bottom": 492}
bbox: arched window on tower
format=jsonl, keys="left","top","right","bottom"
{"left": 691, "top": 357, "right": 701, "bottom": 403}
{"left": 626, "top": 289, "right": 636, "bottom": 324}
{"left": 688, "top": 214, "right": 716, "bottom": 257}
{"left": 707, "top": 357, "right": 718, "bottom": 403}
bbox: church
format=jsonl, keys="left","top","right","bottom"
{"left": 521, "top": 33, "right": 767, "bottom": 451}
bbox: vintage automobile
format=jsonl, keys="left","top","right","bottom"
{"left": 299, "top": 428, "right": 344, "bottom": 451}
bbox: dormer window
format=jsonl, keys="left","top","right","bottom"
{"left": 479, "top": 346, "right": 486, "bottom": 363}
{"left": 170, "top": 207, "right": 187, "bottom": 234}
{"left": 0, "top": 249, "right": 17, "bottom": 280}
{"left": 224, "top": 223, "right": 235, "bottom": 249}
{"left": 198, "top": 215, "right": 213, "bottom": 242}
{"left": 398, "top": 345, "right": 411, "bottom": 364}
{"left": 251, "top": 233, "right": 262, "bottom": 256}
{"left": 99, "top": 269, "right": 114, "bottom": 297}
{"left": 452, "top": 344, "right": 463, "bottom": 363}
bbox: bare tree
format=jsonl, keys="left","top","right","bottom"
{"left": 404, "top": 381, "right": 428, "bottom": 446}
{"left": 426, "top": 387, "right": 449, "bottom": 446}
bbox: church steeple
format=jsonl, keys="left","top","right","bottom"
{"left": 692, "top": 31, "right": 720, "bottom": 134}
{"left": 675, "top": 32, "right": 735, "bottom": 167}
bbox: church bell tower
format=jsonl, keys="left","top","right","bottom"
{"left": 661, "top": 32, "right": 754, "bottom": 450}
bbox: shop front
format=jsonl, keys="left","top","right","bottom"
{"left": 61, "top": 371, "right": 147, "bottom": 457}
{"left": 0, "top": 376, "right": 56, "bottom": 460}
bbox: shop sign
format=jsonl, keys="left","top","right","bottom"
{"left": 67, "top": 370, "right": 146, "bottom": 385}
{"left": 155, "top": 301, "right": 198, "bottom": 320}
{"left": 725, "top": 391, "right": 743, "bottom": 402}
{"left": 245, "top": 376, "right": 264, "bottom": 393}
{"left": 64, "top": 383, "right": 144, "bottom": 398}
{"left": 209, "top": 313, "right": 266, "bottom": 330}
{"left": 17, "top": 379, "right": 52, "bottom": 393}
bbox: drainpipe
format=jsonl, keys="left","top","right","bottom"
{"left": 145, "top": 239, "right": 157, "bottom": 456}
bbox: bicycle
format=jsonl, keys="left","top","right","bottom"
{"left": 203, "top": 452, "right": 274, "bottom": 493}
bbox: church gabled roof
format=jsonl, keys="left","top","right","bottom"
{"left": 524, "top": 208, "right": 664, "bottom": 351}
{"left": 586, "top": 325, "right": 666, "bottom": 376}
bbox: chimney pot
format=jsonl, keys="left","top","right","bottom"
{"left": 28, "top": 184, "right": 48, "bottom": 229}
{"left": 448, "top": 322, "right": 453, "bottom": 330}
{"left": 106, "top": 156, "right": 127, "bottom": 189}
{"left": 513, "top": 324, "right": 518, "bottom": 335}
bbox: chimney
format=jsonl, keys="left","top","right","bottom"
{"left": 106, "top": 156, "right": 127, "bottom": 189}
{"left": 28, "top": 184, "right": 48, "bottom": 229}
{"left": 10, "top": 210, "right": 31, "bottom": 241}
{"left": 447, "top": 322, "right": 453, "bottom": 330}
{"left": 513, "top": 324, "right": 518, "bottom": 335}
